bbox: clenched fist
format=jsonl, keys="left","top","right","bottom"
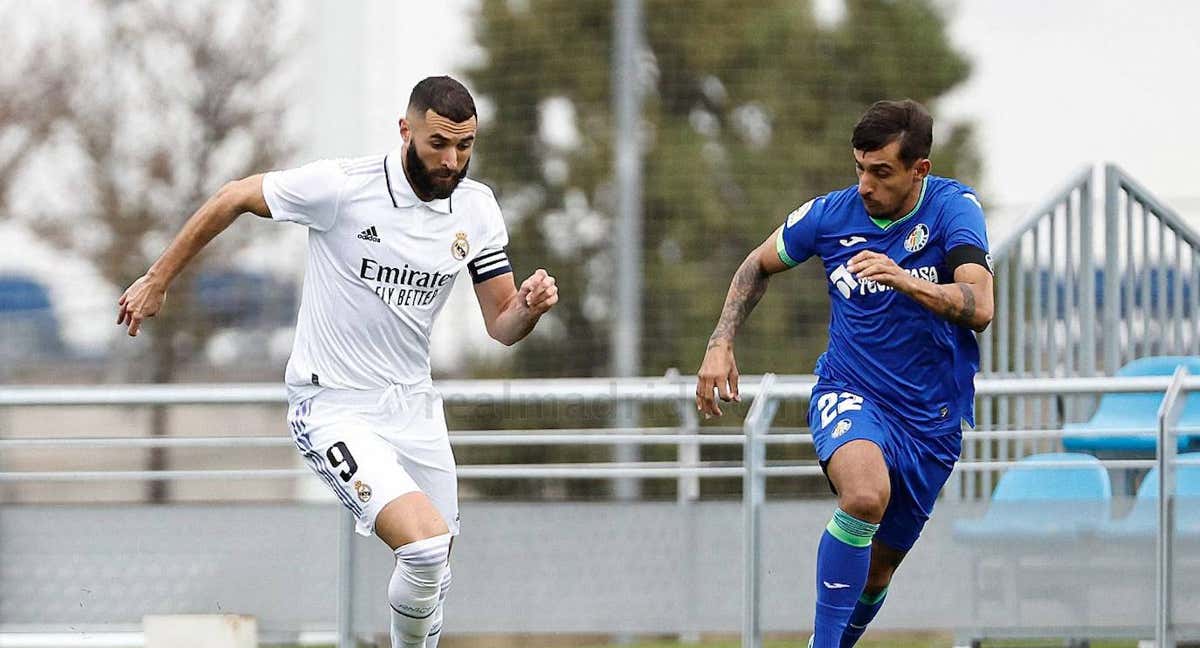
{"left": 517, "top": 268, "right": 558, "bottom": 316}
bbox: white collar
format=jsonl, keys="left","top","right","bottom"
{"left": 384, "top": 149, "right": 453, "bottom": 214}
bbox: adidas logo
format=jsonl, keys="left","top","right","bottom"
{"left": 357, "top": 226, "right": 381, "bottom": 243}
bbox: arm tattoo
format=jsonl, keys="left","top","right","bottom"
{"left": 958, "top": 283, "right": 977, "bottom": 323}
{"left": 941, "top": 283, "right": 977, "bottom": 327}
{"left": 709, "top": 256, "right": 770, "bottom": 347}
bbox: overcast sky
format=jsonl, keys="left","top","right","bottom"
{"left": 939, "top": 0, "right": 1200, "bottom": 215}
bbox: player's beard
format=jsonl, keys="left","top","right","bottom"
{"left": 405, "top": 143, "right": 470, "bottom": 200}
{"left": 862, "top": 197, "right": 898, "bottom": 220}
{"left": 862, "top": 186, "right": 911, "bottom": 221}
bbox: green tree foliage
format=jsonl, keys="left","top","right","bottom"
{"left": 467, "top": 0, "right": 979, "bottom": 380}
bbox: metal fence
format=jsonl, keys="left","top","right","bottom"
{"left": 970, "top": 164, "right": 1200, "bottom": 499}
{"left": 2, "top": 373, "right": 1199, "bottom": 647}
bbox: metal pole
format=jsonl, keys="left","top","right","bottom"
{"left": 1031, "top": 225, "right": 1044, "bottom": 436}
{"left": 743, "top": 373, "right": 779, "bottom": 648}
{"left": 1194, "top": 251, "right": 1200, "bottom": 354}
{"left": 611, "top": 0, "right": 643, "bottom": 501}
{"left": 1014, "top": 240, "right": 1027, "bottom": 442}
{"left": 1142, "top": 196, "right": 1152, "bottom": 358}
{"left": 1104, "top": 165, "right": 1121, "bottom": 375}
{"left": 997, "top": 255, "right": 1011, "bottom": 470}
{"left": 1080, "top": 172, "right": 1097, "bottom": 424}
{"left": 1173, "top": 236, "right": 1184, "bottom": 351}
{"left": 1070, "top": 193, "right": 1080, "bottom": 424}
{"left": 671, "top": 369, "right": 701, "bottom": 504}
{"left": 1156, "top": 365, "right": 1187, "bottom": 648}
{"left": 1156, "top": 218, "right": 1167, "bottom": 355}
{"left": 672, "top": 371, "right": 701, "bottom": 644}
{"left": 337, "top": 511, "right": 356, "bottom": 648}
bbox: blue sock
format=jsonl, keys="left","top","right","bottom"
{"left": 839, "top": 586, "right": 888, "bottom": 648}
{"left": 813, "top": 509, "right": 878, "bottom": 648}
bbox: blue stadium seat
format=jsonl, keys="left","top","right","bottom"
{"left": 954, "top": 453, "right": 1112, "bottom": 541}
{"left": 1061, "top": 356, "right": 1200, "bottom": 454}
{"left": 1100, "top": 452, "right": 1200, "bottom": 538}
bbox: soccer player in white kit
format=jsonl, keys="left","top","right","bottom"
{"left": 117, "top": 76, "right": 558, "bottom": 647}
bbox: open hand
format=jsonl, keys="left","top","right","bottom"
{"left": 117, "top": 273, "right": 168, "bottom": 337}
{"left": 695, "top": 339, "right": 740, "bottom": 418}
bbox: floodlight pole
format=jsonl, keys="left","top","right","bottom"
{"left": 612, "top": 0, "right": 644, "bottom": 500}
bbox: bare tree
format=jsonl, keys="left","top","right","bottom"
{"left": 16, "top": 0, "right": 299, "bottom": 501}
{"left": 0, "top": 3, "right": 74, "bottom": 212}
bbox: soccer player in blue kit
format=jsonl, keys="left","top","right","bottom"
{"left": 696, "top": 100, "right": 994, "bottom": 647}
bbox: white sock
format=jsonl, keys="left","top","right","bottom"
{"left": 424, "top": 568, "right": 452, "bottom": 648}
{"left": 389, "top": 534, "right": 451, "bottom": 648}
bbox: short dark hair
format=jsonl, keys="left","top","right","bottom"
{"left": 407, "top": 76, "right": 477, "bottom": 123}
{"left": 851, "top": 99, "right": 933, "bottom": 167}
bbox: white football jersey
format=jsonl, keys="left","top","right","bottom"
{"left": 262, "top": 151, "right": 511, "bottom": 398}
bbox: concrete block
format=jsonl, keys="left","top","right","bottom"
{"left": 143, "top": 614, "right": 257, "bottom": 648}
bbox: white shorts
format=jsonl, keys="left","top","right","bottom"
{"left": 287, "top": 383, "right": 459, "bottom": 537}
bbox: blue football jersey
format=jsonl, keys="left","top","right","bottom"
{"left": 776, "top": 175, "right": 990, "bottom": 431}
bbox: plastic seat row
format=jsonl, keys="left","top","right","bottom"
{"left": 1061, "top": 355, "right": 1200, "bottom": 454}
{"left": 954, "top": 452, "right": 1200, "bottom": 541}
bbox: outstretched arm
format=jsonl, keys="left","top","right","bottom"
{"left": 473, "top": 269, "right": 559, "bottom": 346}
{"left": 117, "top": 175, "right": 270, "bottom": 336}
{"left": 695, "top": 227, "right": 792, "bottom": 417}
{"left": 848, "top": 251, "right": 994, "bottom": 332}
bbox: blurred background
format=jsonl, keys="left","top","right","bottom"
{"left": 2, "top": 1, "right": 1199, "bottom": 647}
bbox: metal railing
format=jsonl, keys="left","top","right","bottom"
{"left": 1156, "top": 365, "right": 1189, "bottom": 648}
{"left": 2, "top": 373, "right": 1199, "bottom": 647}
{"left": 973, "top": 164, "right": 1200, "bottom": 499}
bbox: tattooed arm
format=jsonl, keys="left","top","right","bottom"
{"left": 847, "top": 250, "right": 994, "bottom": 332}
{"left": 696, "top": 227, "right": 793, "bottom": 417}
{"left": 708, "top": 256, "right": 772, "bottom": 346}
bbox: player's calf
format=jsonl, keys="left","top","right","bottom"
{"left": 839, "top": 586, "right": 888, "bottom": 648}
{"left": 813, "top": 508, "right": 879, "bottom": 648}
{"left": 423, "top": 568, "right": 452, "bottom": 648}
{"left": 375, "top": 493, "right": 454, "bottom": 648}
{"left": 810, "top": 440, "right": 890, "bottom": 646}
{"left": 839, "top": 533, "right": 906, "bottom": 647}
{"left": 389, "top": 533, "right": 451, "bottom": 648}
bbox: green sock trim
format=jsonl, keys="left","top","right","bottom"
{"left": 859, "top": 586, "right": 888, "bottom": 605}
{"left": 825, "top": 508, "right": 879, "bottom": 548}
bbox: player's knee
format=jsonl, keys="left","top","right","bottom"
{"left": 389, "top": 533, "right": 451, "bottom": 621}
{"left": 376, "top": 492, "right": 451, "bottom": 549}
{"left": 838, "top": 490, "right": 888, "bottom": 523}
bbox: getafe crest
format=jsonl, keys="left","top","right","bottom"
{"left": 832, "top": 419, "right": 852, "bottom": 439}
{"left": 451, "top": 231, "right": 470, "bottom": 260}
{"left": 904, "top": 223, "right": 929, "bottom": 253}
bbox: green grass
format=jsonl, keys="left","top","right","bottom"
{"left": 575, "top": 641, "right": 925, "bottom": 648}
{"left": 275, "top": 637, "right": 1145, "bottom": 648}
{"left": 576, "top": 638, "right": 1137, "bottom": 643}
{"left": 573, "top": 641, "right": 1140, "bottom": 648}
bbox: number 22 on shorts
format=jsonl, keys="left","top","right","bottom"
{"left": 817, "top": 391, "right": 864, "bottom": 429}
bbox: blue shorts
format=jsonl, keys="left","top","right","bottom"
{"left": 809, "top": 383, "right": 962, "bottom": 552}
